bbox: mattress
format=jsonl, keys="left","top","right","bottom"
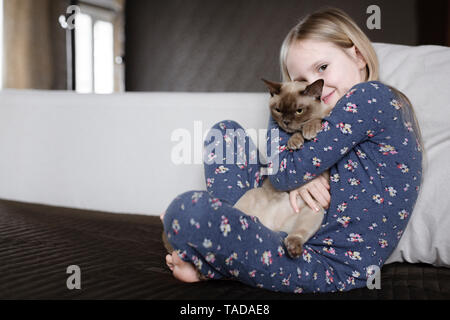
{"left": 1, "top": 198, "right": 449, "bottom": 300}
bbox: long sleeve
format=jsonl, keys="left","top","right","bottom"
{"left": 266, "top": 81, "right": 395, "bottom": 192}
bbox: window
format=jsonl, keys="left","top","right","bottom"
{"left": 74, "top": 3, "right": 119, "bottom": 94}
{"left": 93, "top": 20, "right": 114, "bottom": 94}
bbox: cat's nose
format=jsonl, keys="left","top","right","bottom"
{"left": 283, "top": 120, "right": 290, "bottom": 126}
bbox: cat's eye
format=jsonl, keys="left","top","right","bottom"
{"left": 296, "top": 109, "right": 303, "bottom": 115}
{"left": 274, "top": 108, "right": 281, "bottom": 113}
{"left": 318, "top": 64, "right": 328, "bottom": 72}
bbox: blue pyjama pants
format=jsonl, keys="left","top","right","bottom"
{"left": 164, "top": 120, "right": 342, "bottom": 293}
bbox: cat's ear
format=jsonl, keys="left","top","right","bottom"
{"left": 302, "top": 79, "right": 324, "bottom": 100}
{"left": 261, "top": 78, "right": 282, "bottom": 97}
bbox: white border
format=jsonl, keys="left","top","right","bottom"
{"left": 0, "top": 0, "right": 3, "bottom": 89}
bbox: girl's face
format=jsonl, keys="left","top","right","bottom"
{"left": 286, "top": 39, "right": 368, "bottom": 108}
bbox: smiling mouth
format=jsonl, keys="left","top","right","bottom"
{"left": 322, "top": 90, "right": 335, "bottom": 103}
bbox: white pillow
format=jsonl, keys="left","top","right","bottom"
{"left": 372, "top": 43, "right": 450, "bottom": 267}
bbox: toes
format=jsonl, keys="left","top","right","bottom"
{"left": 172, "top": 263, "right": 201, "bottom": 283}
{"left": 171, "top": 251, "right": 182, "bottom": 263}
{"left": 169, "top": 252, "right": 201, "bottom": 283}
{"left": 166, "top": 254, "right": 174, "bottom": 270}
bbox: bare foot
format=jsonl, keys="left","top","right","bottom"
{"left": 166, "top": 251, "right": 201, "bottom": 283}
{"left": 162, "top": 210, "right": 203, "bottom": 282}
{"left": 160, "top": 211, "right": 166, "bottom": 222}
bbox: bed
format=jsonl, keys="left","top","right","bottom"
{"left": 1, "top": 198, "right": 449, "bottom": 300}
{"left": 1, "top": 43, "right": 450, "bottom": 300}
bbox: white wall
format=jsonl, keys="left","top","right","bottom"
{"left": 0, "top": 89, "right": 269, "bottom": 215}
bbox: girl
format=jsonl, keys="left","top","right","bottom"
{"left": 161, "top": 7, "right": 423, "bottom": 293}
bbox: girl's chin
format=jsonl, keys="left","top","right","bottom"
{"left": 326, "top": 96, "right": 340, "bottom": 109}
{"left": 327, "top": 99, "right": 336, "bottom": 108}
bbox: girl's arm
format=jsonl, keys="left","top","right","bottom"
{"left": 266, "top": 81, "right": 395, "bottom": 192}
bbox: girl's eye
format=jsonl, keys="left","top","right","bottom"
{"left": 319, "top": 64, "right": 328, "bottom": 72}
{"left": 296, "top": 109, "right": 303, "bottom": 115}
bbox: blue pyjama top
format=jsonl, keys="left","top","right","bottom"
{"left": 265, "top": 80, "right": 423, "bottom": 288}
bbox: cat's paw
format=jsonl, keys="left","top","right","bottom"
{"left": 287, "top": 133, "right": 304, "bottom": 150}
{"left": 284, "top": 235, "right": 304, "bottom": 259}
{"left": 302, "top": 119, "right": 323, "bottom": 140}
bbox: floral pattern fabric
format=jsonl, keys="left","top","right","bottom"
{"left": 163, "top": 81, "right": 422, "bottom": 293}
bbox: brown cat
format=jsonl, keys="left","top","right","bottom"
{"left": 233, "top": 79, "right": 332, "bottom": 258}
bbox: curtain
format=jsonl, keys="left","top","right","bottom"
{"left": 3, "top": 0, "right": 67, "bottom": 89}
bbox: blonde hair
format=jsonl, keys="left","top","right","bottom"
{"left": 280, "top": 7, "right": 425, "bottom": 168}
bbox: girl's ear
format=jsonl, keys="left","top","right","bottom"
{"left": 349, "top": 45, "right": 367, "bottom": 70}
{"left": 261, "top": 78, "right": 282, "bottom": 97}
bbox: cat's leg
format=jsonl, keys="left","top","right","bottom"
{"left": 203, "top": 120, "right": 267, "bottom": 205}
{"left": 287, "top": 132, "right": 304, "bottom": 150}
{"left": 284, "top": 206, "right": 325, "bottom": 258}
{"left": 302, "top": 118, "right": 323, "bottom": 140}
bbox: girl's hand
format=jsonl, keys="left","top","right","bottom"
{"left": 289, "top": 173, "right": 330, "bottom": 212}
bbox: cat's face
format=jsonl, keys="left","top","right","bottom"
{"left": 262, "top": 79, "right": 325, "bottom": 133}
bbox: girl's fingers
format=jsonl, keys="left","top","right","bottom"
{"left": 319, "top": 175, "right": 330, "bottom": 189}
{"left": 299, "top": 189, "right": 320, "bottom": 212}
{"left": 310, "top": 184, "right": 329, "bottom": 209}
{"left": 289, "top": 191, "right": 300, "bottom": 213}
{"left": 321, "top": 181, "right": 331, "bottom": 204}
{"left": 292, "top": 173, "right": 331, "bottom": 213}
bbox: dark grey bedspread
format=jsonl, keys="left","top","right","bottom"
{"left": 1, "top": 198, "right": 449, "bottom": 300}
